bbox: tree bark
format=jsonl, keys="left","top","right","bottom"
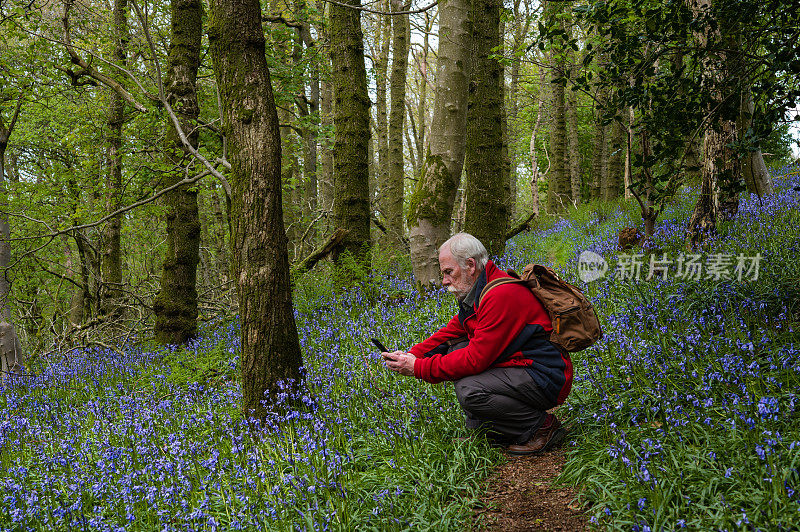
{"left": 739, "top": 89, "right": 774, "bottom": 196}
{"left": 407, "top": 0, "right": 472, "bottom": 287}
{"left": 567, "top": 62, "right": 581, "bottom": 204}
{"left": 591, "top": 120, "right": 604, "bottom": 201}
{"left": 604, "top": 119, "right": 624, "bottom": 201}
{"left": 319, "top": 76, "right": 334, "bottom": 216}
{"left": 374, "top": 1, "right": 390, "bottom": 225}
{"left": 385, "top": 0, "right": 410, "bottom": 249}
{"left": 208, "top": 0, "right": 303, "bottom": 418}
{"left": 99, "top": 0, "right": 128, "bottom": 322}
{"left": 153, "top": 0, "right": 203, "bottom": 345}
{"left": 464, "top": 0, "right": 507, "bottom": 256}
{"left": 0, "top": 102, "right": 23, "bottom": 378}
{"left": 330, "top": 0, "right": 371, "bottom": 263}
{"left": 544, "top": 0, "right": 571, "bottom": 214}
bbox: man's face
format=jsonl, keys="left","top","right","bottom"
{"left": 439, "top": 248, "right": 478, "bottom": 300}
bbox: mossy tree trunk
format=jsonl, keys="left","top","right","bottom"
{"left": 407, "top": 0, "right": 472, "bottom": 287}
{"left": 544, "top": 1, "right": 571, "bottom": 214}
{"left": 463, "top": 0, "right": 506, "bottom": 256}
{"left": 330, "top": 0, "right": 371, "bottom": 262}
{"left": 99, "top": 0, "right": 128, "bottom": 322}
{"left": 319, "top": 75, "right": 334, "bottom": 218}
{"left": 567, "top": 59, "right": 582, "bottom": 204}
{"left": 385, "top": 0, "right": 409, "bottom": 249}
{"left": 153, "top": 0, "right": 203, "bottom": 345}
{"left": 208, "top": 0, "right": 303, "bottom": 418}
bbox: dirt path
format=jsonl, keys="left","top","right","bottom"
{"left": 472, "top": 447, "right": 588, "bottom": 531}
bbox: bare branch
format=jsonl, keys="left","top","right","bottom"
{"left": 61, "top": 0, "right": 149, "bottom": 113}
{"left": 320, "top": 0, "right": 437, "bottom": 15}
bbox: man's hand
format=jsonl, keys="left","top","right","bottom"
{"left": 382, "top": 350, "right": 416, "bottom": 377}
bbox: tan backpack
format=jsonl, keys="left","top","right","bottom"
{"left": 478, "top": 264, "right": 603, "bottom": 352}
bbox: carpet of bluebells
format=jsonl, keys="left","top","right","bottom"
{"left": 2, "top": 165, "right": 800, "bottom": 530}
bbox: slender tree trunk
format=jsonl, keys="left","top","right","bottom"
{"left": 415, "top": 17, "right": 431, "bottom": 176}
{"left": 210, "top": 181, "right": 229, "bottom": 283}
{"left": 385, "top": 0, "right": 409, "bottom": 249}
{"left": 604, "top": 120, "right": 624, "bottom": 201}
{"left": 296, "top": 0, "right": 319, "bottom": 233}
{"left": 591, "top": 120, "right": 604, "bottom": 201}
{"left": 0, "top": 109, "right": 23, "bottom": 378}
{"left": 153, "top": 0, "right": 203, "bottom": 345}
{"left": 407, "top": 0, "right": 472, "bottom": 287}
{"left": 99, "top": 0, "right": 128, "bottom": 322}
{"left": 464, "top": 0, "right": 506, "bottom": 256}
{"left": 567, "top": 83, "right": 581, "bottom": 204}
{"left": 374, "top": 2, "right": 390, "bottom": 225}
{"left": 624, "top": 107, "right": 633, "bottom": 198}
{"left": 530, "top": 61, "right": 546, "bottom": 215}
{"left": 739, "top": 89, "right": 773, "bottom": 196}
{"left": 208, "top": 0, "right": 303, "bottom": 418}
{"left": 330, "top": 0, "right": 371, "bottom": 262}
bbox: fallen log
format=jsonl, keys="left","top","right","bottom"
{"left": 505, "top": 211, "right": 537, "bottom": 241}
{"left": 293, "top": 228, "right": 349, "bottom": 274}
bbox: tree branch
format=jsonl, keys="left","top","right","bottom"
{"left": 292, "top": 228, "right": 349, "bottom": 274}
{"left": 61, "top": 0, "right": 149, "bottom": 113}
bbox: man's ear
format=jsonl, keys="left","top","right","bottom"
{"left": 466, "top": 257, "right": 477, "bottom": 275}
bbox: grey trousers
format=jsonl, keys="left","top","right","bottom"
{"left": 454, "top": 367, "right": 553, "bottom": 445}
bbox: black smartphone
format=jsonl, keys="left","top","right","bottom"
{"left": 371, "top": 338, "right": 388, "bottom": 352}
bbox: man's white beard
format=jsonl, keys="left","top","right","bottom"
{"left": 447, "top": 284, "right": 468, "bottom": 300}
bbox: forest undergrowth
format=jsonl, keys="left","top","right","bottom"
{"left": 2, "top": 165, "right": 800, "bottom": 530}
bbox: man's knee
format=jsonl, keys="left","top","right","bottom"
{"left": 455, "top": 376, "right": 488, "bottom": 412}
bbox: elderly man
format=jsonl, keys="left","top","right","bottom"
{"left": 383, "top": 233, "right": 572, "bottom": 455}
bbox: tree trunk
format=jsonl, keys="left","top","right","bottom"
{"left": 591, "top": 120, "right": 604, "bottom": 201}
{"left": 415, "top": 16, "right": 431, "bottom": 177}
{"left": 567, "top": 63, "right": 581, "bottom": 204}
{"left": 208, "top": 0, "right": 303, "bottom": 418}
{"left": 624, "top": 106, "right": 634, "bottom": 198}
{"left": 374, "top": 1, "right": 390, "bottom": 226}
{"left": 99, "top": 0, "right": 128, "bottom": 322}
{"left": 153, "top": 0, "right": 203, "bottom": 345}
{"left": 384, "top": 0, "right": 409, "bottom": 249}
{"left": 529, "top": 60, "right": 546, "bottom": 215}
{"left": 407, "top": 0, "right": 472, "bottom": 287}
{"left": 319, "top": 77, "right": 334, "bottom": 216}
{"left": 604, "top": 120, "right": 624, "bottom": 201}
{"left": 330, "top": 0, "right": 371, "bottom": 262}
{"left": 210, "top": 181, "right": 229, "bottom": 283}
{"left": 545, "top": 0, "right": 571, "bottom": 214}
{"left": 739, "top": 89, "right": 773, "bottom": 196}
{"left": 0, "top": 109, "right": 23, "bottom": 378}
{"left": 463, "top": 0, "right": 506, "bottom": 256}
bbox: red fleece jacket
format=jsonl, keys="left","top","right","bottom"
{"left": 410, "top": 261, "right": 556, "bottom": 384}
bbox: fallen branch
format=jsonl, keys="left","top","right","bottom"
{"left": 293, "top": 228, "right": 349, "bottom": 274}
{"left": 505, "top": 211, "right": 537, "bottom": 241}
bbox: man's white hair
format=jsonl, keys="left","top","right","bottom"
{"left": 440, "top": 233, "right": 489, "bottom": 271}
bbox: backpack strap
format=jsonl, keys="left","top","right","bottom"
{"left": 477, "top": 277, "right": 526, "bottom": 307}
{"left": 477, "top": 275, "right": 555, "bottom": 344}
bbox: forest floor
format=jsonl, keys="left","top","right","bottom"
{"left": 473, "top": 415, "right": 588, "bottom": 531}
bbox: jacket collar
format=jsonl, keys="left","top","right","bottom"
{"left": 457, "top": 260, "right": 497, "bottom": 324}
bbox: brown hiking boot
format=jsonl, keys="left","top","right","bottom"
{"left": 506, "top": 415, "right": 566, "bottom": 456}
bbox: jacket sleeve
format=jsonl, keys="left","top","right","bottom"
{"left": 408, "top": 314, "right": 466, "bottom": 358}
{"left": 413, "top": 285, "right": 530, "bottom": 383}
